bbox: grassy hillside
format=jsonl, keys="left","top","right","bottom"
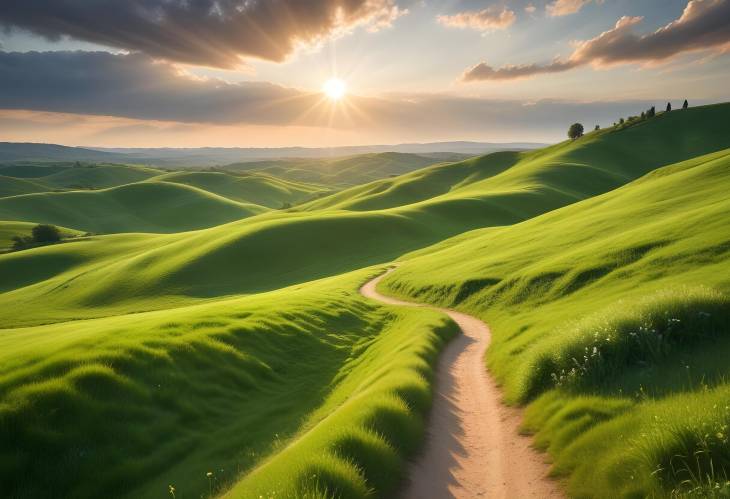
{"left": 149, "top": 171, "right": 327, "bottom": 207}
{"left": 0, "top": 221, "right": 82, "bottom": 251}
{"left": 302, "top": 103, "right": 730, "bottom": 215}
{"left": 0, "top": 163, "right": 72, "bottom": 178}
{"left": 0, "top": 175, "right": 50, "bottom": 197}
{"left": 0, "top": 182, "right": 266, "bottom": 234}
{"left": 225, "top": 152, "right": 451, "bottom": 186}
{"left": 0, "top": 268, "right": 456, "bottom": 499}
{"left": 2, "top": 102, "right": 730, "bottom": 499}
{"left": 380, "top": 148, "right": 730, "bottom": 497}
{"left": 40, "top": 164, "right": 163, "bottom": 189}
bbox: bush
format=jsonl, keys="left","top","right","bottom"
{"left": 568, "top": 123, "right": 584, "bottom": 140}
{"left": 32, "top": 224, "right": 61, "bottom": 243}
{"left": 11, "top": 224, "right": 63, "bottom": 252}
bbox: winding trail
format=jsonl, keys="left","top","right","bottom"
{"left": 360, "top": 269, "right": 562, "bottom": 499}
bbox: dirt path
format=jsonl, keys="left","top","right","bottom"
{"left": 360, "top": 269, "right": 563, "bottom": 499}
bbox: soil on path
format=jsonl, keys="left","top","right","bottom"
{"left": 360, "top": 269, "right": 563, "bottom": 499}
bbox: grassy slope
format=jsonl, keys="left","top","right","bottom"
{"left": 149, "top": 171, "right": 327, "bottom": 207}
{"left": 381, "top": 148, "right": 730, "bottom": 497}
{"left": 39, "top": 164, "right": 163, "bottom": 189}
{"left": 0, "top": 175, "right": 50, "bottom": 197}
{"left": 0, "top": 268, "right": 456, "bottom": 499}
{"left": 225, "top": 152, "right": 446, "bottom": 186}
{"left": 0, "top": 182, "right": 267, "bottom": 234}
{"left": 302, "top": 104, "right": 730, "bottom": 216}
{"left": 2, "top": 103, "right": 730, "bottom": 499}
{"left": 0, "top": 221, "right": 82, "bottom": 251}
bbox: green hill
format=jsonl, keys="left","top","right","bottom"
{"left": 149, "top": 171, "right": 327, "bottom": 207}
{"left": 40, "top": 164, "right": 163, "bottom": 189}
{"left": 1, "top": 102, "right": 730, "bottom": 499}
{"left": 380, "top": 148, "right": 730, "bottom": 497}
{"left": 303, "top": 103, "right": 730, "bottom": 214}
{"left": 0, "top": 221, "right": 82, "bottom": 251}
{"left": 225, "top": 152, "right": 452, "bottom": 186}
{"left": 0, "top": 163, "right": 72, "bottom": 178}
{"left": 0, "top": 267, "right": 456, "bottom": 499}
{"left": 0, "top": 182, "right": 266, "bottom": 234}
{"left": 0, "top": 175, "right": 50, "bottom": 197}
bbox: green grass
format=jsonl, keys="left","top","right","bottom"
{"left": 0, "top": 175, "right": 51, "bottom": 197}
{"left": 149, "top": 170, "right": 328, "bottom": 207}
{"left": 2, "top": 102, "right": 730, "bottom": 499}
{"left": 380, "top": 147, "right": 730, "bottom": 497}
{"left": 40, "top": 163, "right": 164, "bottom": 190}
{"left": 0, "top": 268, "right": 456, "bottom": 499}
{"left": 225, "top": 152, "right": 452, "bottom": 187}
{"left": 0, "top": 182, "right": 267, "bottom": 234}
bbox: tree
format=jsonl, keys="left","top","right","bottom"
{"left": 683, "top": 99, "right": 689, "bottom": 109}
{"left": 619, "top": 117, "right": 625, "bottom": 125}
{"left": 666, "top": 102, "right": 672, "bottom": 112}
{"left": 647, "top": 106, "right": 656, "bottom": 118}
{"left": 568, "top": 123, "right": 584, "bottom": 140}
{"left": 594, "top": 125, "right": 600, "bottom": 131}
{"left": 641, "top": 111, "right": 646, "bottom": 120}
{"left": 31, "top": 224, "right": 61, "bottom": 243}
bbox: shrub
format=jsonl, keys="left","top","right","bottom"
{"left": 31, "top": 224, "right": 61, "bottom": 243}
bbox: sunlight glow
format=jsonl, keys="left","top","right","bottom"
{"left": 323, "top": 78, "right": 347, "bottom": 101}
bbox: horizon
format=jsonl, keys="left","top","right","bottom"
{"left": 2, "top": 0, "right": 729, "bottom": 147}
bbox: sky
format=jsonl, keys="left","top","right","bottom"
{"left": 0, "top": 0, "right": 729, "bottom": 148}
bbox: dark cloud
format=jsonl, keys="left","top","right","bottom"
{"left": 0, "top": 0, "right": 406, "bottom": 68}
{"left": 463, "top": 59, "right": 578, "bottom": 81}
{"left": 463, "top": 0, "right": 730, "bottom": 81}
{"left": 0, "top": 50, "right": 320, "bottom": 124}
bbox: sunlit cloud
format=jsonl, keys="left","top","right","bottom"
{"left": 463, "top": 0, "right": 730, "bottom": 81}
{"left": 546, "top": 0, "right": 594, "bottom": 17}
{"left": 0, "top": 0, "right": 408, "bottom": 68}
{"left": 437, "top": 6, "right": 516, "bottom": 31}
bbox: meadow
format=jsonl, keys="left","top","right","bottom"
{"left": 1, "top": 103, "right": 729, "bottom": 498}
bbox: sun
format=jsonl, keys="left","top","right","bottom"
{"left": 323, "top": 78, "right": 347, "bottom": 101}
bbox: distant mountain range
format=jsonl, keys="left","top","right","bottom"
{"left": 0, "top": 141, "right": 547, "bottom": 167}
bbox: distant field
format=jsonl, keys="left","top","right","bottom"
{"left": 222, "top": 151, "right": 467, "bottom": 186}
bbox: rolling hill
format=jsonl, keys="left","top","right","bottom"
{"left": 39, "top": 164, "right": 164, "bottom": 190}
{"left": 0, "top": 182, "right": 267, "bottom": 234}
{"left": 0, "top": 221, "right": 82, "bottom": 251}
{"left": 379, "top": 150, "right": 730, "bottom": 497}
{"left": 148, "top": 171, "right": 327, "bottom": 208}
{"left": 1, "top": 102, "right": 729, "bottom": 499}
{"left": 0, "top": 175, "right": 50, "bottom": 197}
{"left": 224, "top": 152, "right": 461, "bottom": 186}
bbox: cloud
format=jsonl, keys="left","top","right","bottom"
{"left": 0, "top": 0, "right": 407, "bottom": 68}
{"left": 463, "top": 59, "right": 579, "bottom": 81}
{"left": 463, "top": 0, "right": 730, "bottom": 81}
{"left": 437, "top": 6, "right": 516, "bottom": 31}
{"left": 546, "top": 0, "right": 592, "bottom": 17}
{"left": 0, "top": 50, "right": 320, "bottom": 125}
{"left": 0, "top": 50, "right": 674, "bottom": 145}
{"left": 525, "top": 4, "right": 537, "bottom": 15}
